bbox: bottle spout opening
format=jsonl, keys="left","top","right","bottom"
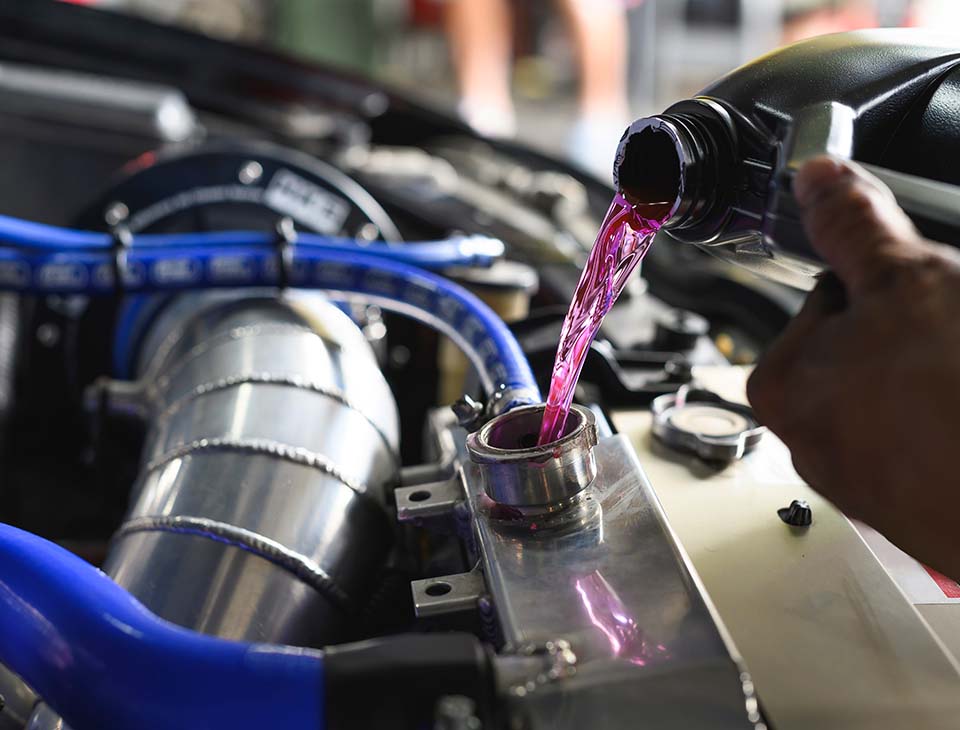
{"left": 613, "top": 118, "right": 687, "bottom": 224}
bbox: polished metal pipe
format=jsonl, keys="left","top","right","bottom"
{"left": 104, "top": 291, "right": 399, "bottom": 647}
{"left": 0, "top": 662, "right": 35, "bottom": 730}
{"left": 0, "top": 294, "right": 19, "bottom": 455}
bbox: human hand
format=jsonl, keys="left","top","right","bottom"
{"left": 747, "top": 156, "right": 960, "bottom": 578}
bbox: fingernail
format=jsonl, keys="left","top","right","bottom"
{"left": 794, "top": 157, "right": 850, "bottom": 207}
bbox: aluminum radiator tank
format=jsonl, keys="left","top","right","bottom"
{"left": 103, "top": 292, "right": 400, "bottom": 647}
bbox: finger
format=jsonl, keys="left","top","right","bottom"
{"left": 747, "top": 279, "right": 837, "bottom": 426}
{"left": 794, "top": 157, "right": 926, "bottom": 297}
{"left": 795, "top": 156, "right": 898, "bottom": 207}
{"left": 763, "top": 274, "right": 842, "bottom": 363}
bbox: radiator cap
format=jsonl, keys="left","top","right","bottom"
{"left": 651, "top": 386, "right": 765, "bottom": 462}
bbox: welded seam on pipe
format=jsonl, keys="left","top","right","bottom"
{"left": 147, "top": 321, "right": 313, "bottom": 383}
{"left": 153, "top": 373, "right": 399, "bottom": 466}
{"left": 146, "top": 322, "right": 329, "bottom": 386}
{"left": 145, "top": 437, "right": 370, "bottom": 496}
{"left": 113, "top": 515, "right": 353, "bottom": 610}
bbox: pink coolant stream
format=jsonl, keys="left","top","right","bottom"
{"left": 537, "top": 192, "right": 669, "bottom": 445}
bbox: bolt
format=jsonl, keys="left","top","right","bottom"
{"left": 434, "top": 695, "right": 481, "bottom": 730}
{"left": 104, "top": 202, "right": 129, "bottom": 227}
{"left": 238, "top": 160, "right": 263, "bottom": 185}
{"left": 389, "top": 345, "right": 411, "bottom": 368}
{"left": 664, "top": 358, "right": 693, "bottom": 382}
{"left": 36, "top": 323, "right": 60, "bottom": 348}
{"left": 356, "top": 222, "right": 379, "bottom": 242}
{"left": 452, "top": 394, "right": 484, "bottom": 429}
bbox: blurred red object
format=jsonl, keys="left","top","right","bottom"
{"left": 411, "top": 0, "right": 444, "bottom": 28}
{"left": 783, "top": 1, "right": 879, "bottom": 44}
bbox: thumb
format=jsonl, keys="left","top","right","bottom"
{"left": 794, "top": 157, "right": 926, "bottom": 297}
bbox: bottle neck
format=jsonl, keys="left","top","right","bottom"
{"left": 613, "top": 106, "right": 732, "bottom": 231}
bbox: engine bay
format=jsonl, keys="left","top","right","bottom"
{"left": 2, "top": 5, "right": 960, "bottom": 730}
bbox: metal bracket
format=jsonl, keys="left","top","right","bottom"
{"left": 83, "top": 376, "right": 150, "bottom": 421}
{"left": 110, "top": 224, "right": 133, "bottom": 295}
{"left": 396, "top": 473, "right": 466, "bottom": 522}
{"left": 411, "top": 564, "right": 485, "bottom": 618}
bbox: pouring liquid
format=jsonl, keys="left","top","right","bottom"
{"left": 537, "top": 193, "right": 669, "bottom": 445}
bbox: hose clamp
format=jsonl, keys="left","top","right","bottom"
{"left": 487, "top": 384, "right": 542, "bottom": 417}
{"left": 274, "top": 216, "right": 297, "bottom": 291}
{"left": 110, "top": 224, "right": 133, "bottom": 295}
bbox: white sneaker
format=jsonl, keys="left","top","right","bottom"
{"left": 566, "top": 112, "right": 631, "bottom": 181}
{"left": 458, "top": 98, "right": 517, "bottom": 139}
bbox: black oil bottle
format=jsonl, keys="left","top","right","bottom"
{"left": 614, "top": 29, "right": 960, "bottom": 288}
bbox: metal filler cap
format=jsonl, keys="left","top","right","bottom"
{"left": 651, "top": 386, "right": 765, "bottom": 462}
{"left": 466, "top": 404, "right": 598, "bottom": 509}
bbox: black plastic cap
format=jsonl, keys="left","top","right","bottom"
{"left": 778, "top": 499, "right": 813, "bottom": 527}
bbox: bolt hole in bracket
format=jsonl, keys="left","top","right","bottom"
{"left": 411, "top": 564, "right": 485, "bottom": 618}
{"left": 425, "top": 582, "right": 452, "bottom": 597}
{"left": 396, "top": 473, "right": 467, "bottom": 522}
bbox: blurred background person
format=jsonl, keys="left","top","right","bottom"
{"left": 74, "top": 0, "right": 960, "bottom": 179}
{"left": 444, "top": 0, "right": 632, "bottom": 177}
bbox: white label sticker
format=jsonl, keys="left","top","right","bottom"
{"left": 209, "top": 255, "right": 253, "bottom": 282}
{"left": 37, "top": 263, "right": 87, "bottom": 289}
{"left": 152, "top": 258, "right": 199, "bottom": 284}
{"left": 264, "top": 169, "right": 350, "bottom": 235}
